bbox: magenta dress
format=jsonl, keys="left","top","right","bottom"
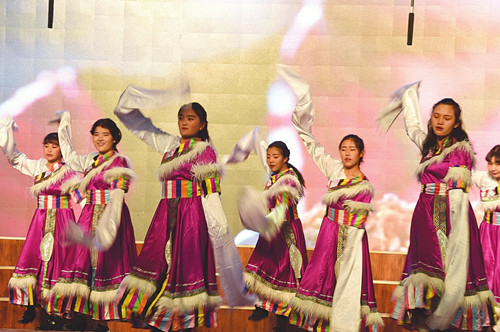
{"left": 392, "top": 140, "right": 496, "bottom": 330}
{"left": 289, "top": 175, "right": 381, "bottom": 332}
{"left": 8, "top": 162, "right": 79, "bottom": 307}
{"left": 472, "top": 171, "right": 500, "bottom": 308}
{"left": 117, "top": 138, "right": 222, "bottom": 331}
{"left": 47, "top": 151, "right": 137, "bottom": 321}
{"left": 244, "top": 168, "right": 308, "bottom": 316}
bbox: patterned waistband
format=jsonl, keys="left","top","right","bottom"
{"left": 162, "top": 177, "right": 221, "bottom": 199}
{"left": 484, "top": 211, "right": 500, "bottom": 225}
{"left": 325, "top": 207, "right": 367, "bottom": 229}
{"left": 285, "top": 205, "right": 299, "bottom": 221}
{"left": 38, "top": 195, "right": 71, "bottom": 209}
{"left": 421, "top": 183, "right": 447, "bottom": 196}
{"left": 86, "top": 189, "right": 110, "bottom": 205}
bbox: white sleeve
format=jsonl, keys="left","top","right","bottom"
{"left": 0, "top": 117, "right": 44, "bottom": 177}
{"left": 277, "top": 64, "right": 343, "bottom": 178}
{"left": 114, "top": 84, "right": 188, "bottom": 154}
{"left": 201, "top": 193, "right": 255, "bottom": 307}
{"left": 93, "top": 189, "right": 124, "bottom": 251}
{"left": 378, "top": 81, "right": 426, "bottom": 150}
{"left": 57, "top": 111, "right": 95, "bottom": 173}
{"left": 222, "top": 126, "right": 269, "bottom": 173}
{"left": 471, "top": 170, "right": 491, "bottom": 189}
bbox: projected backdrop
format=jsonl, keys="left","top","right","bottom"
{"left": 1, "top": 0, "right": 499, "bottom": 252}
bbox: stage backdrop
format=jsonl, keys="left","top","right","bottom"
{"left": 1, "top": 0, "right": 499, "bottom": 251}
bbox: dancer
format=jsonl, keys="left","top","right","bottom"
{"left": 472, "top": 145, "right": 500, "bottom": 331}
{"left": 278, "top": 65, "right": 383, "bottom": 332}
{"left": 225, "top": 128, "right": 308, "bottom": 332}
{"left": 378, "top": 82, "right": 496, "bottom": 330}
{"left": 47, "top": 112, "right": 137, "bottom": 332}
{"left": 114, "top": 84, "right": 251, "bottom": 332}
{"left": 0, "top": 117, "right": 79, "bottom": 328}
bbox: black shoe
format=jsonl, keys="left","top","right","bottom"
{"left": 36, "top": 318, "right": 57, "bottom": 330}
{"left": 18, "top": 306, "right": 37, "bottom": 324}
{"left": 64, "top": 315, "right": 88, "bottom": 331}
{"left": 248, "top": 307, "right": 268, "bottom": 321}
{"left": 93, "top": 324, "right": 110, "bottom": 332}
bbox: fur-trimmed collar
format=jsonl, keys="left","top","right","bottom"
{"left": 264, "top": 173, "right": 304, "bottom": 203}
{"left": 322, "top": 180, "right": 374, "bottom": 206}
{"left": 31, "top": 165, "right": 73, "bottom": 197}
{"left": 79, "top": 153, "right": 131, "bottom": 193}
{"left": 157, "top": 141, "right": 211, "bottom": 181}
{"left": 416, "top": 140, "right": 475, "bottom": 177}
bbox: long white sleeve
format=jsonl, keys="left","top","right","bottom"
{"left": 57, "top": 111, "right": 96, "bottom": 173}
{"left": 471, "top": 170, "right": 495, "bottom": 189}
{"left": 223, "top": 126, "right": 269, "bottom": 173}
{"left": 114, "top": 84, "right": 189, "bottom": 154}
{"left": 93, "top": 189, "right": 124, "bottom": 251}
{"left": 277, "top": 64, "right": 343, "bottom": 178}
{"left": 201, "top": 193, "right": 254, "bottom": 307}
{"left": 378, "top": 81, "right": 426, "bottom": 151}
{"left": 0, "top": 117, "right": 45, "bottom": 177}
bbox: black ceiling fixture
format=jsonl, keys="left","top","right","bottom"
{"left": 48, "top": 0, "right": 54, "bottom": 28}
{"left": 407, "top": 0, "right": 414, "bottom": 45}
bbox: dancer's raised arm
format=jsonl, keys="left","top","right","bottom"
{"left": 114, "top": 83, "right": 190, "bottom": 154}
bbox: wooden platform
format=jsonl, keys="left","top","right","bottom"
{"left": 0, "top": 238, "right": 407, "bottom": 331}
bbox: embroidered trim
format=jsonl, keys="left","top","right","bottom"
{"left": 38, "top": 195, "right": 71, "bottom": 209}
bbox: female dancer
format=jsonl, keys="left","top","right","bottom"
{"left": 47, "top": 112, "right": 137, "bottom": 332}
{"left": 0, "top": 117, "right": 79, "bottom": 328}
{"left": 378, "top": 82, "right": 496, "bottom": 330}
{"left": 472, "top": 145, "right": 500, "bottom": 330}
{"left": 225, "top": 129, "right": 308, "bottom": 332}
{"left": 113, "top": 84, "right": 250, "bottom": 332}
{"left": 278, "top": 65, "right": 382, "bottom": 331}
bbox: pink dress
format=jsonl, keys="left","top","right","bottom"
{"left": 1, "top": 118, "right": 79, "bottom": 308}
{"left": 244, "top": 168, "right": 308, "bottom": 316}
{"left": 47, "top": 111, "right": 137, "bottom": 321}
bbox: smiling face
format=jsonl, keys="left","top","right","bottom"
{"left": 339, "top": 138, "right": 363, "bottom": 169}
{"left": 178, "top": 106, "right": 206, "bottom": 142}
{"left": 92, "top": 126, "right": 115, "bottom": 155}
{"left": 488, "top": 156, "right": 500, "bottom": 182}
{"left": 267, "top": 146, "right": 289, "bottom": 174}
{"left": 431, "top": 104, "right": 459, "bottom": 142}
{"left": 43, "top": 141, "right": 62, "bottom": 164}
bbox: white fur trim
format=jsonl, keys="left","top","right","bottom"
{"left": 79, "top": 153, "right": 121, "bottom": 194}
{"left": 191, "top": 163, "right": 224, "bottom": 182}
{"left": 157, "top": 141, "right": 210, "bottom": 181}
{"left": 51, "top": 281, "right": 90, "bottom": 298}
{"left": 393, "top": 273, "right": 444, "bottom": 304}
{"left": 120, "top": 274, "right": 157, "bottom": 295}
{"left": 59, "top": 175, "right": 81, "bottom": 195}
{"left": 243, "top": 273, "right": 295, "bottom": 305}
{"left": 290, "top": 295, "right": 331, "bottom": 320}
{"left": 361, "top": 305, "right": 384, "bottom": 327}
{"left": 322, "top": 180, "right": 374, "bottom": 206}
{"left": 89, "top": 289, "right": 118, "bottom": 305}
{"left": 444, "top": 166, "right": 471, "bottom": 187}
{"left": 155, "top": 292, "right": 221, "bottom": 312}
{"left": 103, "top": 167, "right": 137, "bottom": 183}
{"left": 461, "top": 290, "right": 495, "bottom": 310}
{"left": 264, "top": 173, "right": 304, "bottom": 203}
{"left": 343, "top": 200, "right": 375, "bottom": 214}
{"left": 8, "top": 276, "right": 37, "bottom": 288}
{"left": 416, "top": 141, "right": 475, "bottom": 177}
{"left": 481, "top": 199, "right": 500, "bottom": 212}
{"left": 30, "top": 165, "right": 71, "bottom": 197}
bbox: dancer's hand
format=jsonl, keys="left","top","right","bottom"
{"left": 48, "top": 110, "right": 67, "bottom": 124}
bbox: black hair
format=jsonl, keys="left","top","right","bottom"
{"left": 338, "top": 134, "right": 365, "bottom": 164}
{"left": 178, "top": 102, "right": 210, "bottom": 142}
{"left": 90, "top": 118, "right": 122, "bottom": 151}
{"left": 43, "top": 132, "right": 59, "bottom": 145}
{"left": 267, "top": 141, "right": 305, "bottom": 187}
{"left": 421, "top": 98, "right": 469, "bottom": 157}
{"left": 486, "top": 145, "right": 500, "bottom": 163}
